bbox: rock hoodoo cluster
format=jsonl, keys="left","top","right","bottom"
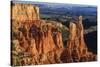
{"left": 60, "top": 16, "right": 96, "bottom": 63}
{"left": 11, "top": 3, "right": 97, "bottom": 66}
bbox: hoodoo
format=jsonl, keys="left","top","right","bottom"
{"left": 12, "top": 3, "right": 64, "bottom": 65}
{"left": 63, "top": 16, "right": 97, "bottom": 62}
{"left": 11, "top": 3, "right": 97, "bottom": 66}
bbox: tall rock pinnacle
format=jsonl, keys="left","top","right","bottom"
{"left": 64, "top": 16, "right": 96, "bottom": 62}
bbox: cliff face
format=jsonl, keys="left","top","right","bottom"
{"left": 12, "top": 4, "right": 40, "bottom": 22}
{"left": 11, "top": 4, "right": 64, "bottom": 65}
{"left": 11, "top": 4, "right": 96, "bottom": 66}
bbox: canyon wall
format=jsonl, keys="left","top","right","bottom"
{"left": 11, "top": 3, "right": 64, "bottom": 65}
{"left": 12, "top": 3, "right": 40, "bottom": 22}
{"left": 11, "top": 3, "right": 97, "bottom": 66}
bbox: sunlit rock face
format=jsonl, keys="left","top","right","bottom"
{"left": 60, "top": 16, "right": 96, "bottom": 63}
{"left": 12, "top": 3, "right": 40, "bottom": 22}
{"left": 11, "top": 3, "right": 96, "bottom": 66}
{"left": 11, "top": 3, "right": 64, "bottom": 66}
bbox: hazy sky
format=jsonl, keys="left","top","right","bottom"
{"left": 12, "top": 0, "right": 98, "bottom": 6}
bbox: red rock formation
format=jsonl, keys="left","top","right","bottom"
{"left": 54, "top": 32, "right": 63, "bottom": 48}
{"left": 11, "top": 3, "right": 65, "bottom": 65}
{"left": 62, "top": 16, "right": 97, "bottom": 62}
{"left": 29, "top": 38, "right": 38, "bottom": 56}
{"left": 11, "top": 3, "right": 96, "bottom": 66}
{"left": 12, "top": 4, "right": 40, "bottom": 22}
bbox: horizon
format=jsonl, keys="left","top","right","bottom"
{"left": 11, "top": 1, "right": 97, "bottom": 8}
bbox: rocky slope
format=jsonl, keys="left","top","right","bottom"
{"left": 11, "top": 3, "right": 97, "bottom": 66}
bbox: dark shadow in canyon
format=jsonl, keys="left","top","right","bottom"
{"left": 84, "top": 31, "right": 97, "bottom": 54}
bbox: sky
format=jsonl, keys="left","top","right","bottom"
{"left": 12, "top": 0, "right": 98, "bottom": 6}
